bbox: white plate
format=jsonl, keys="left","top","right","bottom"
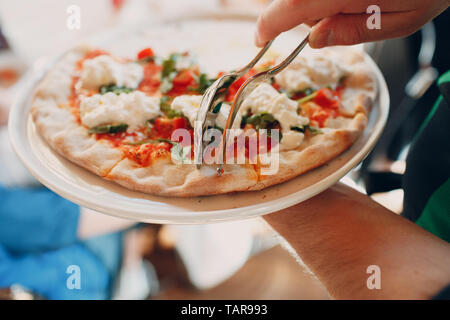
{"left": 8, "top": 18, "right": 389, "bottom": 224}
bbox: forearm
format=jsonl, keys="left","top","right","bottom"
{"left": 264, "top": 183, "right": 450, "bottom": 299}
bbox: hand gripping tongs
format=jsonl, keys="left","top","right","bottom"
{"left": 194, "top": 33, "right": 310, "bottom": 175}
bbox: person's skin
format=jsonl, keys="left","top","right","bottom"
{"left": 255, "top": 0, "right": 450, "bottom": 48}
{"left": 264, "top": 183, "right": 450, "bottom": 299}
{"left": 256, "top": 0, "right": 450, "bottom": 299}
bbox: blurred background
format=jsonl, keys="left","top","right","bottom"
{"left": 0, "top": 0, "right": 448, "bottom": 300}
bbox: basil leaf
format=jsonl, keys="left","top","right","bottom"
{"left": 100, "top": 85, "right": 134, "bottom": 95}
{"left": 291, "top": 126, "right": 305, "bottom": 133}
{"left": 297, "top": 91, "right": 318, "bottom": 105}
{"left": 88, "top": 123, "right": 128, "bottom": 134}
{"left": 159, "top": 96, "right": 186, "bottom": 119}
{"left": 245, "top": 112, "right": 279, "bottom": 130}
{"left": 160, "top": 96, "right": 171, "bottom": 113}
{"left": 166, "top": 109, "right": 184, "bottom": 119}
{"left": 212, "top": 102, "right": 223, "bottom": 114}
{"left": 125, "top": 138, "right": 175, "bottom": 146}
{"left": 241, "top": 112, "right": 251, "bottom": 128}
{"left": 306, "top": 125, "right": 322, "bottom": 135}
{"left": 290, "top": 125, "right": 322, "bottom": 135}
{"left": 189, "top": 73, "right": 215, "bottom": 94}
{"left": 160, "top": 53, "right": 181, "bottom": 93}
{"left": 161, "top": 53, "right": 179, "bottom": 78}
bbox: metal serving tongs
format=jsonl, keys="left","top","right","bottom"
{"left": 194, "top": 39, "right": 274, "bottom": 168}
{"left": 195, "top": 33, "right": 310, "bottom": 175}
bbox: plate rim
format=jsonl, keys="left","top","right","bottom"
{"left": 8, "top": 22, "right": 389, "bottom": 224}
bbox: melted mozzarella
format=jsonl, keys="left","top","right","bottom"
{"left": 240, "top": 83, "right": 309, "bottom": 150}
{"left": 240, "top": 83, "right": 309, "bottom": 132}
{"left": 275, "top": 53, "right": 348, "bottom": 92}
{"left": 280, "top": 131, "right": 304, "bottom": 150}
{"left": 79, "top": 55, "right": 143, "bottom": 90}
{"left": 171, "top": 95, "right": 203, "bottom": 126}
{"left": 80, "top": 91, "right": 160, "bottom": 131}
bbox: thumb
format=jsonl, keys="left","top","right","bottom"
{"left": 309, "top": 11, "right": 422, "bottom": 48}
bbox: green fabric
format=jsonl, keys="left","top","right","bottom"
{"left": 437, "top": 70, "right": 450, "bottom": 86}
{"left": 415, "top": 71, "right": 449, "bottom": 139}
{"left": 413, "top": 71, "right": 450, "bottom": 242}
{"left": 416, "top": 96, "right": 442, "bottom": 138}
{"left": 416, "top": 178, "right": 450, "bottom": 242}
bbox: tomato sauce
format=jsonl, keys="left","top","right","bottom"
{"left": 124, "top": 117, "right": 193, "bottom": 166}
{"left": 138, "top": 62, "right": 162, "bottom": 95}
{"left": 124, "top": 143, "right": 172, "bottom": 167}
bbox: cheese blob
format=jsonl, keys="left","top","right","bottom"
{"left": 80, "top": 91, "right": 160, "bottom": 131}
{"left": 240, "top": 83, "right": 309, "bottom": 131}
{"left": 171, "top": 95, "right": 203, "bottom": 126}
{"left": 79, "top": 55, "right": 143, "bottom": 90}
{"left": 280, "top": 130, "right": 305, "bottom": 150}
{"left": 240, "top": 83, "right": 309, "bottom": 150}
{"left": 275, "top": 52, "right": 348, "bottom": 92}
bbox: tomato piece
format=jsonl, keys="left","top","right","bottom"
{"left": 137, "top": 48, "right": 154, "bottom": 60}
{"left": 172, "top": 70, "right": 195, "bottom": 86}
{"left": 153, "top": 117, "right": 192, "bottom": 140}
{"left": 111, "top": 0, "right": 125, "bottom": 10}
{"left": 311, "top": 108, "right": 337, "bottom": 128}
{"left": 167, "top": 69, "right": 200, "bottom": 96}
{"left": 138, "top": 63, "right": 162, "bottom": 95}
{"left": 173, "top": 117, "right": 189, "bottom": 130}
{"left": 225, "top": 69, "right": 257, "bottom": 102}
{"left": 271, "top": 82, "right": 281, "bottom": 92}
{"left": 313, "top": 88, "right": 339, "bottom": 109}
{"left": 154, "top": 118, "right": 174, "bottom": 139}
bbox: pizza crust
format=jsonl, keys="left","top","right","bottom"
{"left": 107, "top": 160, "right": 259, "bottom": 197}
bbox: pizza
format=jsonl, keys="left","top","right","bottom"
{"left": 31, "top": 44, "right": 377, "bottom": 197}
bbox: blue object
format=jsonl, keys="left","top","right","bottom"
{"left": 0, "top": 185, "right": 122, "bottom": 299}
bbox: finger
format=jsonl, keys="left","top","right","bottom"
{"left": 304, "top": 19, "right": 319, "bottom": 28}
{"left": 309, "top": 10, "right": 428, "bottom": 48}
{"left": 254, "top": 0, "right": 426, "bottom": 47}
{"left": 255, "top": 0, "right": 347, "bottom": 47}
